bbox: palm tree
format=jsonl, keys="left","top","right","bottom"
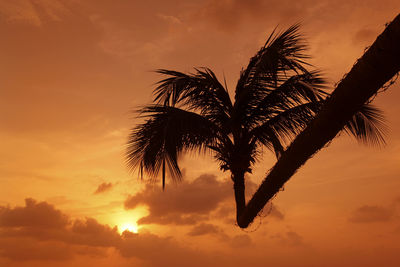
{"left": 237, "top": 13, "right": 400, "bottom": 228}
{"left": 126, "top": 24, "right": 387, "bottom": 227}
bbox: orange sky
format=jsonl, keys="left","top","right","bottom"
{"left": 1, "top": 1, "right": 400, "bottom": 266}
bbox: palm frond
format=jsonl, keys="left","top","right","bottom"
{"left": 233, "top": 24, "right": 325, "bottom": 130}
{"left": 250, "top": 101, "right": 325, "bottom": 156}
{"left": 245, "top": 71, "right": 328, "bottom": 127}
{"left": 236, "top": 23, "right": 309, "bottom": 98}
{"left": 153, "top": 68, "right": 233, "bottom": 126}
{"left": 343, "top": 104, "right": 387, "bottom": 146}
{"left": 126, "top": 105, "right": 220, "bottom": 187}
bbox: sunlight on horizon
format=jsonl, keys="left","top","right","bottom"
{"left": 118, "top": 222, "right": 139, "bottom": 234}
{"left": 106, "top": 207, "right": 148, "bottom": 235}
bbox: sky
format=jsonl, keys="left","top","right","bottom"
{"left": 1, "top": 0, "right": 400, "bottom": 266}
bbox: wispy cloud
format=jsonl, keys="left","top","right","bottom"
{"left": 349, "top": 205, "right": 394, "bottom": 223}
{"left": 94, "top": 182, "right": 113, "bottom": 194}
{"left": 0, "top": 0, "right": 71, "bottom": 26}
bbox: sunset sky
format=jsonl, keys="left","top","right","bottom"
{"left": 1, "top": 1, "right": 400, "bottom": 266}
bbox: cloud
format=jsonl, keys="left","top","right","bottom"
{"left": 186, "top": 223, "right": 231, "bottom": 242}
{"left": 264, "top": 203, "right": 285, "bottom": 220}
{"left": 187, "top": 223, "right": 256, "bottom": 247}
{"left": 0, "top": 199, "right": 120, "bottom": 257}
{"left": 212, "top": 201, "right": 284, "bottom": 226}
{"left": 352, "top": 28, "right": 378, "bottom": 44}
{"left": 0, "top": 238, "right": 74, "bottom": 261}
{"left": 0, "top": 199, "right": 116, "bottom": 261}
{"left": 124, "top": 174, "right": 232, "bottom": 225}
{"left": 187, "top": 223, "right": 222, "bottom": 236}
{"left": 198, "top": 0, "right": 271, "bottom": 32}
{"left": 230, "top": 234, "right": 252, "bottom": 248}
{"left": 0, "top": 198, "right": 216, "bottom": 265}
{"left": 69, "top": 218, "right": 121, "bottom": 247}
{"left": 94, "top": 182, "right": 113, "bottom": 194}
{"left": 0, "top": 198, "right": 69, "bottom": 228}
{"left": 0, "top": 0, "right": 71, "bottom": 26}
{"left": 348, "top": 205, "right": 394, "bottom": 223}
{"left": 118, "top": 230, "right": 219, "bottom": 267}
{"left": 0, "top": 0, "right": 42, "bottom": 26}
{"left": 271, "top": 231, "right": 305, "bottom": 247}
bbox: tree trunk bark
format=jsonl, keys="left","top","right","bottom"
{"left": 232, "top": 171, "right": 246, "bottom": 224}
{"left": 236, "top": 13, "right": 400, "bottom": 228}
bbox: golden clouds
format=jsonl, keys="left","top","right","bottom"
{"left": 124, "top": 174, "right": 232, "bottom": 225}
{"left": 0, "top": 199, "right": 205, "bottom": 264}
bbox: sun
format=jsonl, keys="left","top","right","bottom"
{"left": 119, "top": 222, "right": 139, "bottom": 234}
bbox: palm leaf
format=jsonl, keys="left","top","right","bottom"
{"left": 153, "top": 68, "right": 233, "bottom": 126}
{"left": 233, "top": 24, "right": 323, "bottom": 130}
{"left": 343, "top": 104, "right": 387, "bottom": 146}
{"left": 236, "top": 24, "right": 309, "bottom": 98}
{"left": 245, "top": 71, "right": 328, "bottom": 128}
{"left": 250, "top": 101, "right": 324, "bottom": 157}
{"left": 126, "top": 105, "right": 220, "bottom": 187}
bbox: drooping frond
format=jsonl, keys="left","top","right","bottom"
{"left": 126, "top": 105, "right": 220, "bottom": 188}
{"left": 343, "top": 104, "right": 387, "bottom": 146}
{"left": 153, "top": 68, "right": 233, "bottom": 126}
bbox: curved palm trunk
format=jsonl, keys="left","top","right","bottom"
{"left": 236, "top": 13, "right": 400, "bottom": 228}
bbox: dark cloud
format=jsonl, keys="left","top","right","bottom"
{"left": 0, "top": 198, "right": 216, "bottom": 265}
{"left": 186, "top": 223, "right": 230, "bottom": 242}
{"left": 348, "top": 205, "right": 394, "bottom": 223}
{"left": 187, "top": 223, "right": 221, "bottom": 236}
{"left": 93, "top": 182, "right": 113, "bottom": 194}
{"left": 0, "top": 238, "right": 74, "bottom": 261}
{"left": 138, "top": 213, "right": 208, "bottom": 225}
{"left": 0, "top": 198, "right": 69, "bottom": 228}
{"left": 124, "top": 174, "right": 232, "bottom": 225}
{"left": 0, "top": 199, "right": 120, "bottom": 260}
{"left": 70, "top": 218, "right": 121, "bottom": 247}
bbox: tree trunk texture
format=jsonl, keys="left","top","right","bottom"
{"left": 236, "top": 13, "right": 400, "bottom": 228}
{"left": 232, "top": 171, "right": 246, "bottom": 224}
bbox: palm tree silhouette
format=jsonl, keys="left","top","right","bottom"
{"left": 238, "top": 14, "right": 400, "bottom": 228}
{"left": 126, "top": 22, "right": 393, "bottom": 228}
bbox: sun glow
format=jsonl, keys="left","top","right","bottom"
{"left": 119, "top": 222, "right": 139, "bottom": 234}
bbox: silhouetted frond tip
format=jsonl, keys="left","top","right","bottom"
{"left": 344, "top": 104, "right": 387, "bottom": 146}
